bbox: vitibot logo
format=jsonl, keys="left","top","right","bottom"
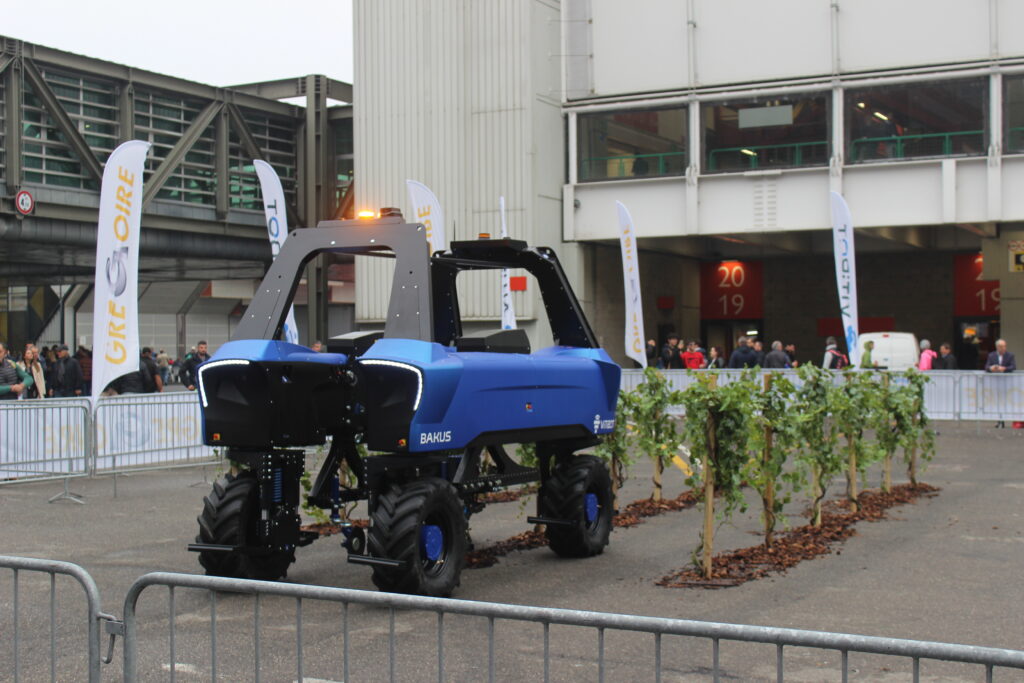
{"left": 593, "top": 414, "right": 601, "bottom": 432}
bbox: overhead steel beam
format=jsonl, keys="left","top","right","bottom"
{"left": 142, "top": 99, "right": 225, "bottom": 210}
{"left": 215, "top": 107, "right": 229, "bottom": 219}
{"left": 0, "top": 53, "right": 12, "bottom": 78}
{"left": 869, "top": 226, "right": 930, "bottom": 249}
{"left": 117, "top": 82, "right": 135, "bottom": 143}
{"left": 19, "top": 40, "right": 300, "bottom": 118}
{"left": 230, "top": 75, "right": 353, "bottom": 104}
{"left": 956, "top": 222, "right": 998, "bottom": 238}
{"left": 22, "top": 58, "right": 104, "bottom": 181}
{"left": 3, "top": 54, "right": 21, "bottom": 194}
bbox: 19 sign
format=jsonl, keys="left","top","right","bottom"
{"left": 700, "top": 260, "right": 764, "bottom": 320}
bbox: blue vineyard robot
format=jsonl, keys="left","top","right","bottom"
{"left": 190, "top": 212, "right": 620, "bottom": 596}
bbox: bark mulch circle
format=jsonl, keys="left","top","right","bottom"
{"left": 656, "top": 483, "right": 940, "bottom": 589}
{"left": 465, "top": 491, "right": 699, "bottom": 569}
{"left": 479, "top": 484, "right": 539, "bottom": 504}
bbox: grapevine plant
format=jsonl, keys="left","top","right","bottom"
{"left": 794, "top": 364, "right": 841, "bottom": 526}
{"left": 744, "top": 371, "right": 803, "bottom": 546}
{"left": 831, "top": 370, "right": 883, "bottom": 512}
{"left": 680, "top": 373, "right": 755, "bottom": 579}
{"left": 593, "top": 393, "right": 635, "bottom": 509}
{"left": 628, "top": 366, "right": 685, "bottom": 502}
{"left": 902, "top": 369, "right": 936, "bottom": 485}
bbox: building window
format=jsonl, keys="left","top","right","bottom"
{"left": 228, "top": 109, "right": 298, "bottom": 211}
{"left": 846, "top": 78, "right": 986, "bottom": 163}
{"left": 20, "top": 69, "right": 119, "bottom": 191}
{"left": 1004, "top": 75, "right": 1024, "bottom": 154}
{"left": 702, "top": 94, "right": 829, "bottom": 173}
{"left": 134, "top": 91, "right": 217, "bottom": 205}
{"left": 578, "top": 107, "right": 686, "bottom": 182}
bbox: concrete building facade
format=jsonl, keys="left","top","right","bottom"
{"left": 354, "top": 0, "right": 1024, "bottom": 367}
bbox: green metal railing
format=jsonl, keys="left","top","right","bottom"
{"left": 849, "top": 129, "right": 984, "bottom": 161}
{"left": 706, "top": 140, "right": 829, "bottom": 171}
{"left": 579, "top": 151, "right": 686, "bottom": 181}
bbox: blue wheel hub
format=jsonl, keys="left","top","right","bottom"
{"left": 584, "top": 493, "right": 599, "bottom": 524}
{"left": 421, "top": 524, "right": 444, "bottom": 562}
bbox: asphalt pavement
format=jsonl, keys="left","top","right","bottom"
{"left": 0, "top": 422, "right": 1021, "bottom": 681}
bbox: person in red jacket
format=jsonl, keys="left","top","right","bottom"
{"left": 680, "top": 340, "right": 706, "bottom": 369}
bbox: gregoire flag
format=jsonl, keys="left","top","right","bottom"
{"left": 254, "top": 160, "right": 299, "bottom": 345}
{"left": 406, "top": 180, "right": 446, "bottom": 254}
{"left": 499, "top": 196, "right": 516, "bottom": 330}
{"left": 91, "top": 140, "right": 150, "bottom": 403}
{"left": 616, "top": 201, "right": 647, "bottom": 367}
{"left": 830, "top": 191, "right": 860, "bottom": 367}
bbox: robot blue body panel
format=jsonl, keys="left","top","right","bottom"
{"left": 199, "top": 338, "right": 620, "bottom": 452}
{"left": 361, "top": 339, "right": 620, "bottom": 452}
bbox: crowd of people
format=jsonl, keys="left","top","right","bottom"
{"left": 647, "top": 335, "right": 801, "bottom": 370}
{"left": 0, "top": 340, "right": 213, "bottom": 400}
{"left": 646, "top": 333, "right": 1016, "bottom": 374}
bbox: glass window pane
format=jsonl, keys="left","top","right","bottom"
{"left": 703, "top": 94, "right": 829, "bottom": 173}
{"left": 847, "top": 78, "right": 986, "bottom": 163}
{"left": 578, "top": 107, "right": 687, "bottom": 182}
{"left": 1005, "top": 75, "right": 1024, "bottom": 153}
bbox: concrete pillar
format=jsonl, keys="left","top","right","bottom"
{"left": 982, "top": 225, "right": 1024, "bottom": 351}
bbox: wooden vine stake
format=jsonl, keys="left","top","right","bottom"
{"left": 702, "top": 374, "right": 718, "bottom": 580}
{"left": 652, "top": 454, "right": 664, "bottom": 502}
{"left": 882, "top": 373, "right": 892, "bottom": 493}
{"left": 610, "top": 456, "right": 622, "bottom": 510}
{"left": 762, "top": 373, "right": 776, "bottom": 546}
{"left": 846, "top": 434, "right": 858, "bottom": 513}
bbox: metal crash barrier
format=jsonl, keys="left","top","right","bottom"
{"left": 0, "top": 555, "right": 116, "bottom": 683}
{"left": 0, "top": 392, "right": 218, "bottom": 490}
{"left": 0, "top": 399, "right": 92, "bottom": 486}
{"left": 2, "top": 558, "right": 1023, "bottom": 680}
{"left": 93, "top": 392, "right": 216, "bottom": 475}
{"left": 620, "top": 369, "right": 1024, "bottom": 421}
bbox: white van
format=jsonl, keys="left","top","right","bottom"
{"left": 857, "top": 332, "right": 919, "bottom": 371}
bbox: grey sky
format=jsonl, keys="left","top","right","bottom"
{"left": 2, "top": 0, "right": 354, "bottom": 96}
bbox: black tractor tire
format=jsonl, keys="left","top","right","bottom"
{"left": 196, "top": 470, "right": 295, "bottom": 581}
{"left": 540, "top": 455, "right": 614, "bottom": 558}
{"left": 368, "top": 478, "right": 467, "bottom": 597}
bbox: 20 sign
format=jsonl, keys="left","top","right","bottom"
{"left": 953, "top": 252, "right": 1000, "bottom": 317}
{"left": 700, "top": 260, "right": 764, "bottom": 320}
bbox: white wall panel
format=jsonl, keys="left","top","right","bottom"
{"left": 997, "top": 0, "right": 1024, "bottom": 58}
{"left": 838, "top": 0, "right": 990, "bottom": 73}
{"left": 954, "top": 159, "right": 989, "bottom": 223}
{"left": 695, "top": 0, "right": 832, "bottom": 85}
{"left": 572, "top": 178, "right": 687, "bottom": 241}
{"left": 1001, "top": 157, "right": 1024, "bottom": 218}
{"left": 591, "top": 0, "right": 688, "bottom": 96}
{"left": 844, "top": 163, "right": 944, "bottom": 227}
{"left": 355, "top": 0, "right": 563, "bottom": 326}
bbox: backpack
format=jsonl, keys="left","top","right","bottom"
{"left": 828, "top": 348, "right": 849, "bottom": 369}
{"left": 139, "top": 359, "right": 157, "bottom": 392}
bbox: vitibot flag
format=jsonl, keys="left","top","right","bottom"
{"left": 406, "top": 180, "right": 446, "bottom": 254}
{"left": 499, "top": 196, "right": 516, "bottom": 330}
{"left": 830, "top": 191, "right": 861, "bottom": 367}
{"left": 616, "top": 201, "right": 647, "bottom": 368}
{"left": 254, "top": 160, "right": 299, "bottom": 345}
{"left": 91, "top": 140, "right": 150, "bottom": 404}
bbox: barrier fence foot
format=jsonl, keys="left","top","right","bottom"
{"left": 48, "top": 478, "right": 85, "bottom": 505}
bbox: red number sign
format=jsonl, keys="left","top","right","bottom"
{"left": 953, "top": 253, "right": 1000, "bottom": 317}
{"left": 700, "top": 260, "right": 764, "bottom": 319}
